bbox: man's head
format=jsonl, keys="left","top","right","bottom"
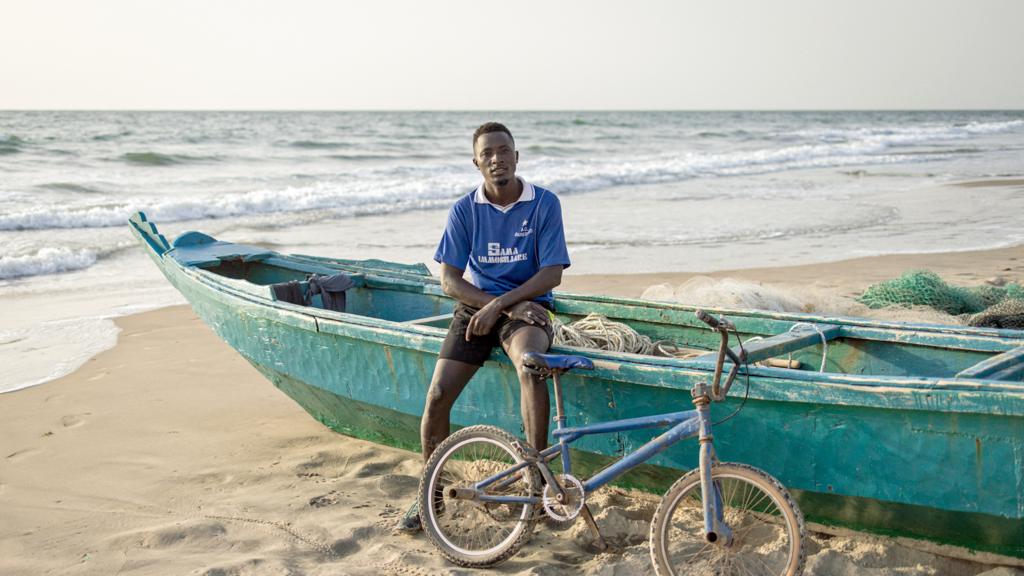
{"left": 472, "top": 122, "right": 518, "bottom": 188}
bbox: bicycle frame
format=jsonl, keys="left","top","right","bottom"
{"left": 467, "top": 317, "right": 741, "bottom": 544}
{"left": 470, "top": 376, "right": 725, "bottom": 534}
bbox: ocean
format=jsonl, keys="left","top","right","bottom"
{"left": 2, "top": 110, "right": 1023, "bottom": 392}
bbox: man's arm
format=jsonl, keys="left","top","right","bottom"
{"left": 459, "top": 265, "right": 563, "bottom": 338}
{"left": 439, "top": 263, "right": 497, "bottom": 309}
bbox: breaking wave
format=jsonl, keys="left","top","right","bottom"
{"left": 1, "top": 116, "right": 1020, "bottom": 233}
{"left": 0, "top": 247, "right": 98, "bottom": 280}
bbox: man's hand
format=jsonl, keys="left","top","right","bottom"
{"left": 466, "top": 299, "right": 506, "bottom": 340}
{"left": 505, "top": 301, "right": 550, "bottom": 327}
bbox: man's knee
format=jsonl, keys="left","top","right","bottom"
{"left": 507, "top": 327, "right": 552, "bottom": 368}
{"left": 425, "top": 381, "right": 446, "bottom": 406}
{"left": 424, "top": 359, "right": 477, "bottom": 412}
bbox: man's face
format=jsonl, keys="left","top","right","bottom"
{"left": 473, "top": 132, "right": 518, "bottom": 188}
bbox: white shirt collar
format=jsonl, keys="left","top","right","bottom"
{"left": 474, "top": 178, "right": 535, "bottom": 213}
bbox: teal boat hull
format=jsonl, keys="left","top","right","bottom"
{"left": 130, "top": 213, "right": 1024, "bottom": 558}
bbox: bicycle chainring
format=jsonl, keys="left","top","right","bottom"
{"left": 542, "top": 474, "right": 585, "bottom": 523}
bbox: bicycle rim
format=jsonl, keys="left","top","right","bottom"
{"left": 653, "top": 464, "right": 804, "bottom": 576}
{"left": 424, "top": 433, "right": 535, "bottom": 560}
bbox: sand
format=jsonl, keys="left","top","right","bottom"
{"left": 2, "top": 251, "right": 1024, "bottom": 576}
{"left": 560, "top": 244, "right": 1024, "bottom": 300}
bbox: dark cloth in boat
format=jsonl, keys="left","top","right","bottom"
{"left": 439, "top": 302, "right": 555, "bottom": 366}
{"left": 270, "top": 273, "right": 353, "bottom": 312}
{"left": 308, "top": 273, "right": 354, "bottom": 312}
{"left": 271, "top": 280, "right": 305, "bottom": 306}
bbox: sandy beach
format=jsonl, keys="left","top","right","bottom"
{"left": 3, "top": 0, "right": 1024, "bottom": 570}
{"left": 2, "top": 248, "right": 1024, "bottom": 576}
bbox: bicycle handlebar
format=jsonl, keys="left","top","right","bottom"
{"left": 695, "top": 310, "right": 744, "bottom": 401}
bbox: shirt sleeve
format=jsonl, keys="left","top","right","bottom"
{"left": 433, "top": 201, "right": 471, "bottom": 270}
{"left": 537, "top": 193, "right": 571, "bottom": 270}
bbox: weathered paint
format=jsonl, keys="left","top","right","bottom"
{"left": 958, "top": 346, "right": 1024, "bottom": 380}
{"left": 128, "top": 214, "right": 1024, "bottom": 557}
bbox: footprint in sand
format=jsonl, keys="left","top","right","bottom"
{"left": 375, "top": 474, "right": 418, "bottom": 498}
{"left": 353, "top": 460, "right": 403, "bottom": 478}
{"left": 60, "top": 414, "right": 89, "bottom": 428}
{"left": 5, "top": 448, "right": 43, "bottom": 463}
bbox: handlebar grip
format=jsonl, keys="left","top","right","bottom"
{"left": 695, "top": 309, "right": 720, "bottom": 329}
{"left": 696, "top": 310, "right": 736, "bottom": 332}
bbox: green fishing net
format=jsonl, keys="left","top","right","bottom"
{"left": 858, "top": 270, "right": 1024, "bottom": 328}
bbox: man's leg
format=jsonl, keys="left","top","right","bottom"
{"left": 420, "top": 358, "right": 479, "bottom": 462}
{"left": 503, "top": 326, "right": 553, "bottom": 450}
{"left": 398, "top": 358, "right": 478, "bottom": 532}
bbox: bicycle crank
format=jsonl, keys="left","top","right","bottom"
{"left": 542, "top": 474, "right": 585, "bottom": 522}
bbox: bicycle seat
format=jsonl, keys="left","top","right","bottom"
{"left": 522, "top": 352, "right": 595, "bottom": 372}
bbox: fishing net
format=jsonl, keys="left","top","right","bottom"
{"left": 641, "top": 276, "right": 961, "bottom": 325}
{"left": 965, "top": 299, "right": 1024, "bottom": 329}
{"left": 642, "top": 277, "right": 806, "bottom": 313}
{"left": 858, "top": 270, "right": 987, "bottom": 314}
{"left": 858, "top": 270, "right": 1024, "bottom": 328}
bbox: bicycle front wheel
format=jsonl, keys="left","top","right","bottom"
{"left": 650, "top": 462, "right": 805, "bottom": 576}
{"left": 419, "top": 425, "right": 540, "bottom": 567}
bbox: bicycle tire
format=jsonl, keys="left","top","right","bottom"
{"left": 649, "top": 462, "right": 805, "bottom": 576}
{"left": 419, "top": 425, "right": 541, "bottom": 567}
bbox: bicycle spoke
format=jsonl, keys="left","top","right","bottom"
{"left": 424, "top": 430, "right": 539, "bottom": 562}
{"left": 654, "top": 467, "right": 802, "bottom": 576}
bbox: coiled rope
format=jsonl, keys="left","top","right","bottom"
{"left": 553, "top": 313, "right": 671, "bottom": 355}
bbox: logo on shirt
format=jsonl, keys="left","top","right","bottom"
{"left": 514, "top": 219, "right": 533, "bottom": 238}
{"left": 480, "top": 242, "right": 528, "bottom": 264}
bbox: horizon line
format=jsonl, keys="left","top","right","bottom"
{"left": 3, "top": 108, "right": 1024, "bottom": 113}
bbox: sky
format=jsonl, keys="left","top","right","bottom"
{"left": 1, "top": 0, "right": 1022, "bottom": 110}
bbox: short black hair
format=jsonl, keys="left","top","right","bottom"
{"left": 473, "top": 122, "right": 514, "bottom": 149}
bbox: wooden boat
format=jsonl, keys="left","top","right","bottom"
{"left": 129, "top": 212, "right": 1024, "bottom": 558}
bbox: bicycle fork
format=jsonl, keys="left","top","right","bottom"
{"left": 693, "top": 383, "right": 734, "bottom": 547}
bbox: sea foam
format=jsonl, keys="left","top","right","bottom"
{"left": 0, "top": 247, "right": 98, "bottom": 280}
{"left": 0, "top": 316, "right": 120, "bottom": 393}
{"left": 4, "top": 117, "right": 1020, "bottom": 233}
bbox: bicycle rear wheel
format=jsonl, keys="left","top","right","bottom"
{"left": 650, "top": 462, "right": 805, "bottom": 576}
{"left": 419, "top": 425, "right": 540, "bottom": 567}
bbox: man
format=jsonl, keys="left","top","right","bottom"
{"left": 398, "top": 122, "right": 571, "bottom": 531}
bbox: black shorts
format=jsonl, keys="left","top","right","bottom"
{"left": 439, "top": 302, "right": 555, "bottom": 366}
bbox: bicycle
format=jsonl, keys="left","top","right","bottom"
{"left": 418, "top": 310, "right": 806, "bottom": 575}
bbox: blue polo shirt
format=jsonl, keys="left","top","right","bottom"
{"left": 434, "top": 179, "right": 571, "bottom": 305}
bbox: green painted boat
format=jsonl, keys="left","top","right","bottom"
{"left": 129, "top": 212, "right": 1024, "bottom": 558}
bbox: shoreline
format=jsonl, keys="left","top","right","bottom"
{"left": 2, "top": 247, "right": 1024, "bottom": 574}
